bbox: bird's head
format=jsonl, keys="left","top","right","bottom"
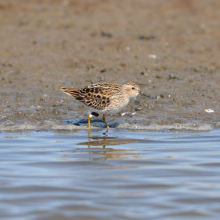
{"left": 122, "top": 81, "right": 140, "bottom": 99}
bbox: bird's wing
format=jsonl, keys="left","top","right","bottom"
{"left": 61, "top": 83, "right": 117, "bottom": 110}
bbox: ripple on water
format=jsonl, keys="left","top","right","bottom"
{"left": 0, "top": 130, "right": 220, "bottom": 220}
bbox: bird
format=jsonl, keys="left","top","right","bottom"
{"left": 61, "top": 81, "right": 140, "bottom": 131}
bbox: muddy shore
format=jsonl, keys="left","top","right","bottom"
{"left": 0, "top": 0, "right": 220, "bottom": 131}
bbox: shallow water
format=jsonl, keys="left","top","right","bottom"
{"left": 1, "top": 130, "right": 220, "bottom": 220}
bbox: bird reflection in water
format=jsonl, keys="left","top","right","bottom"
{"left": 77, "top": 130, "right": 140, "bottom": 160}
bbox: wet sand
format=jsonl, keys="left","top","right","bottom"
{"left": 0, "top": 0, "right": 220, "bottom": 131}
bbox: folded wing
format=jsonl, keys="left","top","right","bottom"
{"left": 61, "top": 85, "right": 112, "bottom": 110}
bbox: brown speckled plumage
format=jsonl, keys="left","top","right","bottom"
{"left": 61, "top": 83, "right": 118, "bottom": 110}
{"left": 61, "top": 81, "right": 140, "bottom": 131}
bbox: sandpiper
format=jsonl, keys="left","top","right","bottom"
{"left": 61, "top": 81, "right": 140, "bottom": 131}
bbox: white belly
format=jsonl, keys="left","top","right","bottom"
{"left": 89, "top": 96, "right": 130, "bottom": 115}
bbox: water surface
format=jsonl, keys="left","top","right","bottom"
{"left": 0, "top": 130, "right": 220, "bottom": 220}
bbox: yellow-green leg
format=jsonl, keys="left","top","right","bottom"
{"left": 102, "top": 114, "right": 109, "bottom": 132}
{"left": 87, "top": 128, "right": 91, "bottom": 138}
{"left": 88, "top": 115, "right": 91, "bottom": 130}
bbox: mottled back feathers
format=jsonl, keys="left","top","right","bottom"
{"left": 61, "top": 81, "right": 140, "bottom": 112}
{"left": 61, "top": 83, "right": 119, "bottom": 110}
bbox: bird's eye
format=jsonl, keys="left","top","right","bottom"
{"left": 132, "top": 87, "right": 135, "bottom": 90}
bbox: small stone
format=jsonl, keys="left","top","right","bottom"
{"left": 138, "top": 35, "right": 156, "bottom": 40}
{"left": 168, "top": 74, "right": 181, "bottom": 80}
{"left": 148, "top": 54, "right": 157, "bottom": 59}
{"left": 101, "top": 31, "right": 112, "bottom": 38}
{"left": 135, "top": 107, "right": 142, "bottom": 111}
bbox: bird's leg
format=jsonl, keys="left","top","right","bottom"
{"left": 87, "top": 128, "right": 91, "bottom": 137}
{"left": 102, "top": 114, "right": 109, "bottom": 132}
{"left": 88, "top": 115, "right": 92, "bottom": 130}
